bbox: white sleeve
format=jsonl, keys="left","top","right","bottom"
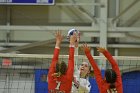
{"left": 71, "top": 65, "right": 80, "bottom": 93}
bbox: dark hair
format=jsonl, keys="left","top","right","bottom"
{"left": 56, "top": 61, "right": 67, "bottom": 76}
{"left": 89, "top": 66, "right": 91, "bottom": 72}
{"left": 105, "top": 69, "right": 117, "bottom": 89}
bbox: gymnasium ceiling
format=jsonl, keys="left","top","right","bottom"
{"left": 0, "top": 0, "right": 140, "bottom": 54}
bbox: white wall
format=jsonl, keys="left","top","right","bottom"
{"left": 119, "top": 48, "right": 140, "bottom": 56}
{"left": 119, "top": 0, "right": 140, "bottom": 26}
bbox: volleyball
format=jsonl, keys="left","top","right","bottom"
{"left": 67, "top": 29, "right": 80, "bottom": 42}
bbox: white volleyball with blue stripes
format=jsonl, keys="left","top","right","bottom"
{"left": 67, "top": 29, "right": 80, "bottom": 42}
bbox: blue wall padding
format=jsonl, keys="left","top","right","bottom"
{"left": 35, "top": 69, "right": 138, "bottom": 93}
{"left": 90, "top": 70, "right": 140, "bottom": 93}
{"left": 122, "top": 71, "right": 140, "bottom": 93}
{"left": 35, "top": 69, "right": 48, "bottom": 93}
{"left": 89, "top": 77, "right": 99, "bottom": 93}
{"left": 89, "top": 70, "right": 105, "bottom": 93}
{"left": 34, "top": 69, "right": 140, "bottom": 93}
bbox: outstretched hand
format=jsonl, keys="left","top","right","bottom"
{"left": 97, "top": 47, "right": 106, "bottom": 53}
{"left": 70, "top": 32, "right": 77, "bottom": 46}
{"left": 55, "top": 31, "right": 63, "bottom": 44}
{"left": 81, "top": 43, "right": 90, "bottom": 53}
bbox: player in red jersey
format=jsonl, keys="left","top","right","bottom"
{"left": 82, "top": 44, "right": 123, "bottom": 93}
{"left": 48, "top": 31, "right": 77, "bottom": 93}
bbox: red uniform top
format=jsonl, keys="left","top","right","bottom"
{"left": 48, "top": 47, "right": 74, "bottom": 93}
{"left": 85, "top": 50, "right": 123, "bottom": 93}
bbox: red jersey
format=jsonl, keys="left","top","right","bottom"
{"left": 48, "top": 47, "right": 74, "bottom": 93}
{"left": 85, "top": 50, "right": 123, "bottom": 93}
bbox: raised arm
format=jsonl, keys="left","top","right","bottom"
{"left": 97, "top": 47, "right": 122, "bottom": 84}
{"left": 48, "top": 31, "right": 63, "bottom": 76}
{"left": 66, "top": 33, "right": 77, "bottom": 80}
{"left": 82, "top": 44, "right": 103, "bottom": 88}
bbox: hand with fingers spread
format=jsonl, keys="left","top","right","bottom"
{"left": 97, "top": 47, "right": 106, "bottom": 53}
{"left": 55, "top": 31, "right": 63, "bottom": 48}
{"left": 70, "top": 32, "right": 77, "bottom": 47}
{"left": 81, "top": 43, "right": 91, "bottom": 53}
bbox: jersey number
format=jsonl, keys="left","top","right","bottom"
{"left": 55, "top": 81, "right": 61, "bottom": 90}
{"left": 107, "top": 88, "right": 117, "bottom": 93}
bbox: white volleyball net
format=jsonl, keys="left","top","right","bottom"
{"left": 0, "top": 53, "right": 140, "bottom": 93}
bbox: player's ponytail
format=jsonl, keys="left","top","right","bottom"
{"left": 110, "top": 83, "right": 116, "bottom": 89}
{"left": 105, "top": 69, "right": 118, "bottom": 93}
{"left": 54, "top": 61, "right": 67, "bottom": 77}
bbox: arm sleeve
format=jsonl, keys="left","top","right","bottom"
{"left": 66, "top": 47, "right": 75, "bottom": 80}
{"left": 102, "top": 50, "right": 122, "bottom": 84}
{"left": 85, "top": 50, "right": 103, "bottom": 89}
{"left": 48, "top": 48, "right": 60, "bottom": 77}
{"left": 73, "top": 62, "right": 80, "bottom": 78}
